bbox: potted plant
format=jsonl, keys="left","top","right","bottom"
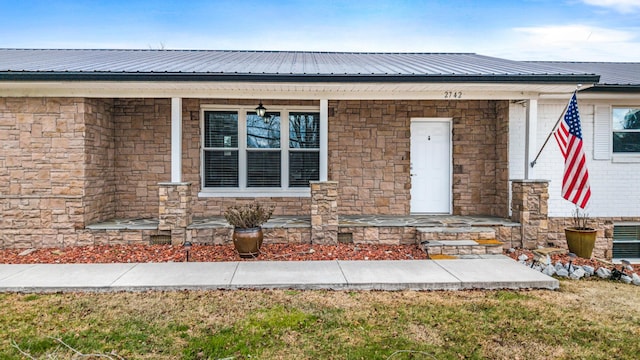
{"left": 564, "top": 207, "right": 597, "bottom": 259}
{"left": 224, "top": 203, "right": 274, "bottom": 258}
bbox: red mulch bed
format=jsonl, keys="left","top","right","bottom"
{"left": 0, "top": 243, "right": 428, "bottom": 264}
{"left": 2, "top": 244, "right": 638, "bottom": 274}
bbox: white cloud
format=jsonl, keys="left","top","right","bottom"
{"left": 580, "top": 0, "right": 640, "bottom": 13}
{"left": 515, "top": 24, "right": 635, "bottom": 44}
{"left": 504, "top": 24, "right": 640, "bottom": 61}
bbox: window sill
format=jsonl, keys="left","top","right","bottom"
{"left": 612, "top": 155, "right": 640, "bottom": 163}
{"left": 198, "top": 189, "right": 311, "bottom": 198}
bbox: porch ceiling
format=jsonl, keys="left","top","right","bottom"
{"left": 0, "top": 80, "right": 592, "bottom": 100}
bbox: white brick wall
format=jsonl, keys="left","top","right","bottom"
{"left": 510, "top": 100, "right": 640, "bottom": 217}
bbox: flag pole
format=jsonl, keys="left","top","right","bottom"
{"left": 529, "top": 88, "right": 579, "bottom": 168}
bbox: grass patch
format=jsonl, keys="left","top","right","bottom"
{"left": 1, "top": 280, "right": 639, "bottom": 359}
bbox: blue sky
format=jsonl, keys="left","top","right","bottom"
{"left": 1, "top": 0, "right": 638, "bottom": 61}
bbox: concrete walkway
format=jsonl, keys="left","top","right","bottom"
{"left": 0, "top": 256, "right": 558, "bottom": 292}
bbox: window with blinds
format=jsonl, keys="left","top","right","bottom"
{"left": 613, "top": 108, "right": 640, "bottom": 153}
{"left": 202, "top": 109, "right": 320, "bottom": 191}
{"left": 613, "top": 225, "right": 640, "bottom": 259}
{"left": 203, "top": 111, "right": 238, "bottom": 187}
{"left": 247, "top": 112, "right": 281, "bottom": 187}
{"left": 289, "top": 112, "right": 320, "bottom": 187}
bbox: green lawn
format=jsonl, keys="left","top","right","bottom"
{"left": 1, "top": 279, "right": 639, "bottom": 359}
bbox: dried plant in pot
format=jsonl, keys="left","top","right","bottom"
{"left": 565, "top": 207, "right": 597, "bottom": 259}
{"left": 224, "top": 203, "right": 274, "bottom": 258}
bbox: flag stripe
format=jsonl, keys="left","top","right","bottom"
{"left": 553, "top": 122, "right": 569, "bottom": 158}
{"left": 554, "top": 93, "right": 591, "bottom": 209}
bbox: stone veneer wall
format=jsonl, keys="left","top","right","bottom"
{"left": 0, "top": 98, "right": 93, "bottom": 247}
{"left": 109, "top": 98, "right": 509, "bottom": 218}
{"left": 83, "top": 98, "right": 116, "bottom": 225}
{"left": 330, "top": 100, "right": 509, "bottom": 216}
{"left": 112, "top": 98, "right": 171, "bottom": 219}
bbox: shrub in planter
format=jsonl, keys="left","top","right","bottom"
{"left": 565, "top": 207, "right": 597, "bottom": 259}
{"left": 224, "top": 204, "right": 274, "bottom": 258}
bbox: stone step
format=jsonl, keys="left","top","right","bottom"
{"left": 417, "top": 226, "right": 497, "bottom": 242}
{"left": 421, "top": 238, "right": 504, "bottom": 257}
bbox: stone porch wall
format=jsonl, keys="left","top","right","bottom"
{"left": 113, "top": 98, "right": 172, "bottom": 219}
{"left": 330, "top": 100, "right": 509, "bottom": 217}
{"left": 83, "top": 98, "right": 116, "bottom": 224}
{"left": 94, "top": 98, "right": 511, "bottom": 219}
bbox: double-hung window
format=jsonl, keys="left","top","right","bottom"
{"left": 613, "top": 107, "right": 640, "bottom": 153}
{"left": 201, "top": 106, "right": 322, "bottom": 196}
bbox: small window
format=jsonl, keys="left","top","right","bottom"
{"left": 613, "top": 225, "right": 640, "bottom": 260}
{"left": 613, "top": 108, "right": 640, "bottom": 153}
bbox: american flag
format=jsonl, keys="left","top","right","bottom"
{"left": 554, "top": 93, "right": 591, "bottom": 208}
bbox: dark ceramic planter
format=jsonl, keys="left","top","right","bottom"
{"left": 233, "top": 227, "right": 263, "bottom": 258}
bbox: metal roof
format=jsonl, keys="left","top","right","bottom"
{"left": 529, "top": 61, "right": 640, "bottom": 90}
{"left": 0, "top": 49, "right": 598, "bottom": 83}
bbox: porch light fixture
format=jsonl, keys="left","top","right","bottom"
{"left": 255, "top": 102, "right": 267, "bottom": 117}
{"left": 183, "top": 241, "right": 192, "bottom": 262}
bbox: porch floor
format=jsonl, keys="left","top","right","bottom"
{"left": 86, "top": 215, "right": 520, "bottom": 231}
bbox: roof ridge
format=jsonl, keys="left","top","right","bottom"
{"left": 528, "top": 60, "right": 640, "bottom": 65}
{"left": 0, "top": 48, "right": 477, "bottom": 55}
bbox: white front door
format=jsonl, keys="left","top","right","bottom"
{"left": 410, "top": 119, "right": 452, "bottom": 214}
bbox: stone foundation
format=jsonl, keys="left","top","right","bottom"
{"left": 338, "top": 227, "right": 416, "bottom": 245}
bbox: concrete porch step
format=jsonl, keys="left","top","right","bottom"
{"left": 422, "top": 239, "right": 505, "bottom": 256}
{"left": 418, "top": 226, "right": 504, "bottom": 257}
{"left": 417, "top": 226, "right": 497, "bottom": 242}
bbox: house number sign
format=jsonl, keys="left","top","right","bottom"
{"left": 444, "top": 91, "right": 462, "bottom": 99}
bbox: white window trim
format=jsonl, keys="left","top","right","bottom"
{"left": 198, "top": 104, "right": 324, "bottom": 198}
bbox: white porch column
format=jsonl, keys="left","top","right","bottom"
{"left": 320, "top": 99, "right": 328, "bottom": 181}
{"left": 171, "top": 97, "right": 183, "bottom": 183}
{"left": 524, "top": 99, "right": 538, "bottom": 179}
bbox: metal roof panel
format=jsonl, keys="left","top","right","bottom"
{"left": 0, "top": 49, "right": 598, "bottom": 80}
{"left": 529, "top": 61, "right": 640, "bottom": 86}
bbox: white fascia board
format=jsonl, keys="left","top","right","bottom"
{"left": 0, "top": 81, "right": 584, "bottom": 100}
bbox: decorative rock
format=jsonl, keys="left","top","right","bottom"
{"left": 567, "top": 264, "right": 576, "bottom": 273}
{"left": 582, "top": 265, "right": 595, "bottom": 277}
{"left": 621, "top": 275, "right": 632, "bottom": 284}
{"left": 596, "top": 267, "right": 612, "bottom": 279}
{"left": 543, "top": 265, "right": 556, "bottom": 277}
{"left": 508, "top": 248, "right": 516, "bottom": 253}
{"left": 556, "top": 268, "right": 569, "bottom": 278}
{"left": 632, "top": 273, "right": 640, "bottom": 286}
{"left": 518, "top": 254, "right": 529, "bottom": 262}
{"left": 555, "top": 263, "right": 565, "bottom": 272}
{"left": 18, "top": 248, "right": 37, "bottom": 256}
{"left": 570, "top": 267, "right": 586, "bottom": 280}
